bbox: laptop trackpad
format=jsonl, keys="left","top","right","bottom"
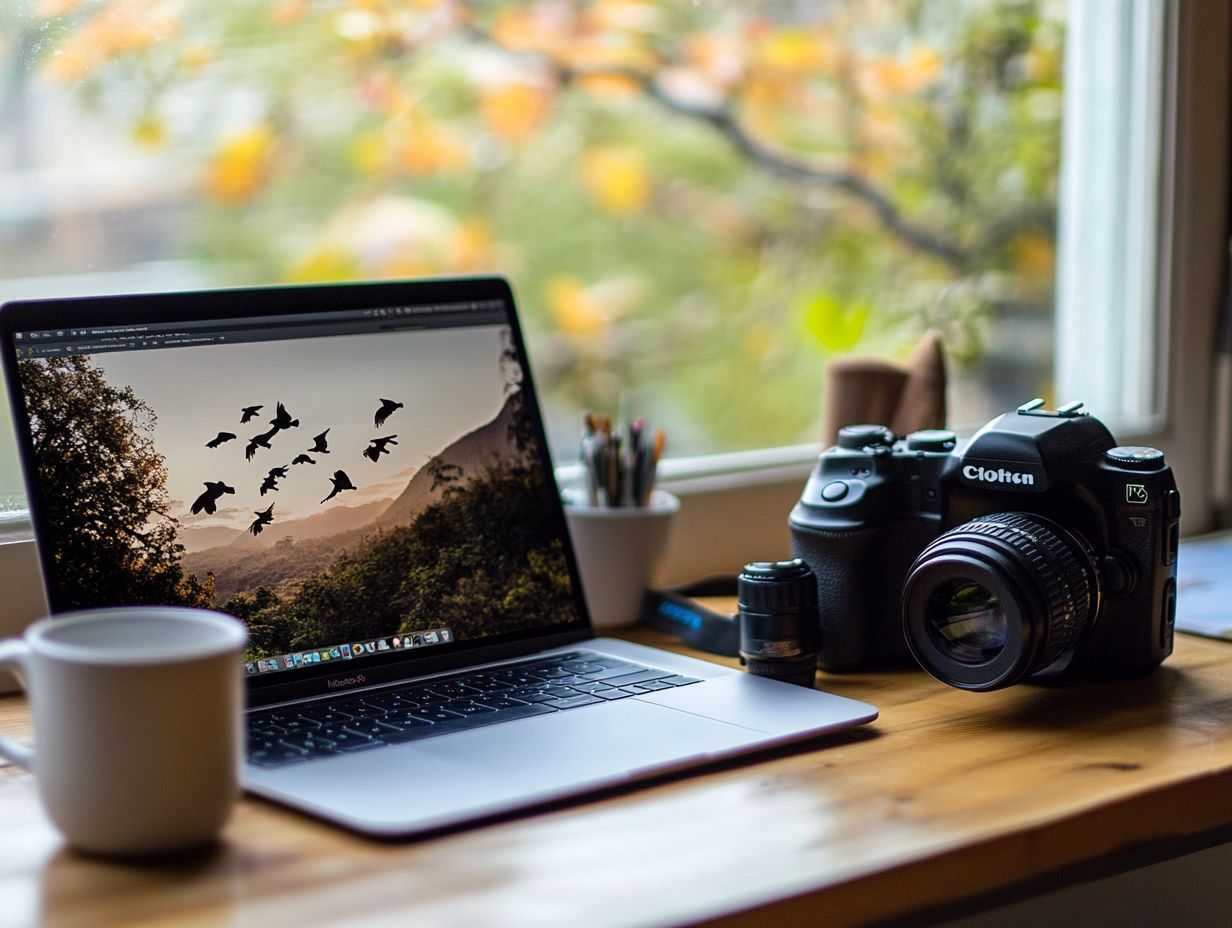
{"left": 254, "top": 699, "right": 759, "bottom": 834}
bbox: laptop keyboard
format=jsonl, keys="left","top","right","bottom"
{"left": 246, "top": 651, "right": 702, "bottom": 767}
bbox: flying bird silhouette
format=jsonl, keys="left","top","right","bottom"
{"left": 190, "top": 481, "right": 235, "bottom": 516}
{"left": 291, "top": 454, "right": 315, "bottom": 466}
{"left": 240, "top": 405, "right": 263, "bottom": 423}
{"left": 308, "top": 429, "right": 330, "bottom": 453}
{"left": 248, "top": 503, "right": 275, "bottom": 536}
{"left": 245, "top": 427, "right": 277, "bottom": 462}
{"left": 363, "top": 435, "right": 398, "bottom": 462}
{"left": 321, "top": 470, "right": 356, "bottom": 504}
{"left": 374, "top": 398, "right": 403, "bottom": 428}
{"left": 259, "top": 465, "right": 288, "bottom": 497}
{"left": 206, "top": 431, "right": 237, "bottom": 449}
{"left": 269, "top": 401, "right": 300, "bottom": 432}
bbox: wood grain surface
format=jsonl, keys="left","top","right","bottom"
{"left": 3, "top": 623, "right": 1232, "bottom": 928}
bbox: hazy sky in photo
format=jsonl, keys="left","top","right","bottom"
{"left": 92, "top": 324, "right": 513, "bottom": 531}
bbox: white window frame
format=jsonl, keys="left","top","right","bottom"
{"left": 1, "top": 2, "right": 1227, "bottom": 642}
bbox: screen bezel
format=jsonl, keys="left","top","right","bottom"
{"left": 0, "top": 277, "right": 594, "bottom": 707}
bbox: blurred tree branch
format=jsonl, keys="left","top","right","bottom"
{"left": 462, "top": 19, "right": 1052, "bottom": 274}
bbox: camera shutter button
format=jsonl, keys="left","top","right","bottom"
{"left": 821, "top": 481, "right": 849, "bottom": 502}
{"left": 906, "top": 429, "right": 958, "bottom": 452}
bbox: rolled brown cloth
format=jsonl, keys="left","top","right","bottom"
{"left": 820, "top": 330, "right": 947, "bottom": 446}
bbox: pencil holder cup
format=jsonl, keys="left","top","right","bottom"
{"left": 563, "top": 490, "right": 680, "bottom": 630}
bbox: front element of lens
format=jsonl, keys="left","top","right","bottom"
{"left": 902, "top": 512, "right": 1098, "bottom": 691}
{"left": 926, "top": 579, "right": 1008, "bottom": 664}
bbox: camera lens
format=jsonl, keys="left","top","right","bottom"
{"left": 738, "top": 559, "right": 820, "bottom": 688}
{"left": 902, "top": 513, "right": 1098, "bottom": 691}
{"left": 925, "top": 580, "right": 1008, "bottom": 664}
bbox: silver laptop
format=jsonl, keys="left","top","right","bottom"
{"left": 0, "top": 277, "right": 876, "bottom": 837}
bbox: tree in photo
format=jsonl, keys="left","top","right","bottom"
{"left": 18, "top": 356, "right": 213, "bottom": 610}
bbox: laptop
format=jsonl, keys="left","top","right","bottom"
{"left": 0, "top": 277, "right": 876, "bottom": 837}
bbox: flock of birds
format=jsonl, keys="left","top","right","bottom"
{"left": 189, "top": 398, "right": 406, "bottom": 537}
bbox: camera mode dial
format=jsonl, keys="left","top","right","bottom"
{"left": 1104, "top": 446, "right": 1165, "bottom": 471}
{"left": 837, "top": 424, "right": 894, "bottom": 450}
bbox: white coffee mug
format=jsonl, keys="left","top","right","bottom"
{"left": 0, "top": 607, "right": 248, "bottom": 857}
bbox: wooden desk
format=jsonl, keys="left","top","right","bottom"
{"left": 3, "top": 628, "right": 1232, "bottom": 928}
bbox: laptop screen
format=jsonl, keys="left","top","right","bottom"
{"left": 2, "top": 281, "right": 589, "bottom": 690}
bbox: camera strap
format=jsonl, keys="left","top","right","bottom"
{"left": 639, "top": 576, "right": 740, "bottom": 657}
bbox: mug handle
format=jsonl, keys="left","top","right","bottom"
{"left": 0, "top": 639, "right": 34, "bottom": 770}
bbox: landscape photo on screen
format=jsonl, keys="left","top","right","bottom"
{"left": 17, "top": 322, "right": 579, "bottom": 666}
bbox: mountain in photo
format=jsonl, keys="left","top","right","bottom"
{"left": 184, "top": 393, "right": 524, "bottom": 604}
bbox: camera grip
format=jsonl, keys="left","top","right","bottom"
{"left": 792, "top": 521, "right": 932, "bottom": 672}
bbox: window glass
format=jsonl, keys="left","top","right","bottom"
{"left": 0, "top": 0, "right": 1063, "bottom": 494}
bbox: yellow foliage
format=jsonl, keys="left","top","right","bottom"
{"left": 35, "top": 0, "right": 81, "bottom": 17}
{"left": 269, "top": 0, "right": 310, "bottom": 27}
{"left": 799, "top": 292, "right": 869, "bottom": 353}
{"left": 742, "top": 75, "right": 792, "bottom": 141}
{"left": 579, "top": 147, "right": 650, "bottom": 217}
{"left": 683, "top": 32, "right": 746, "bottom": 89}
{"left": 179, "top": 43, "right": 214, "bottom": 73}
{"left": 492, "top": 8, "right": 571, "bottom": 56}
{"left": 864, "top": 45, "right": 944, "bottom": 96}
{"left": 546, "top": 276, "right": 609, "bottom": 338}
{"left": 395, "top": 124, "right": 468, "bottom": 176}
{"left": 1010, "top": 230, "right": 1055, "bottom": 283}
{"left": 43, "top": 0, "right": 181, "bottom": 83}
{"left": 349, "top": 130, "right": 388, "bottom": 176}
{"left": 203, "top": 125, "right": 277, "bottom": 204}
{"left": 480, "top": 83, "right": 553, "bottom": 143}
{"left": 587, "top": 0, "right": 663, "bottom": 35}
{"left": 130, "top": 114, "right": 166, "bottom": 148}
{"left": 754, "top": 27, "right": 833, "bottom": 76}
{"left": 286, "top": 248, "right": 362, "bottom": 284}
{"left": 561, "top": 37, "right": 656, "bottom": 74}
{"left": 450, "top": 218, "right": 494, "bottom": 271}
{"left": 575, "top": 72, "right": 641, "bottom": 100}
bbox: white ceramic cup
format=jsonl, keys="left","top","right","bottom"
{"left": 563, "top": 489, "right": 680, "bottom": 629}
{"left": 0, "top": 606, "right": 248, "bottom": 857}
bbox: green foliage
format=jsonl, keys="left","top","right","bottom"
{"left": 18, "top": 356, "right": 212, "bottom": 610}
{"left": 799, "top": 292, "right": 871, "bottom": 354}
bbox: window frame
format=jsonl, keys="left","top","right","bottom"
{"left": 0, "top": 1, "right": 1228, "bottom": 639}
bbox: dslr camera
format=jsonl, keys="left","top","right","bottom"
{"left": 789, "top": 400, "right": 1180, "bottom": 690}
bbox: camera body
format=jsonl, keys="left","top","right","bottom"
{"left": 789, "top": 401, "right": 1180, "bottom": 688}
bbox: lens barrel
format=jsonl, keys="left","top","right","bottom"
{"left": 902, "top": 512, "right": 1098, "bottom": 691}
{"left": 738, "top": 560, "right": 820, "bottom": 688}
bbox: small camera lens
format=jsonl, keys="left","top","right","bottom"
{"left": 738, "top": 559, "right": 820, "bottom": 688}
{"left": 902, "top": 513, "right": 1098, "bottom": 691}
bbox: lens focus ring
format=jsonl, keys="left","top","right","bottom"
{"left": 905, "top": 512, "right": 1098, "bottom": 689}
{"left": 945, "top": 513, "right": 1093, "bottom": 669}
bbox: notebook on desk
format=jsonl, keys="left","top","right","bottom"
{"left": 0, "top": 277, "right": 876, "bottom": 837}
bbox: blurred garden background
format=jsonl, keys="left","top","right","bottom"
{"left": 0, "top": 0, "right": 1063, "bottom": 500}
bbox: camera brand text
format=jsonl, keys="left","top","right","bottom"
{"left": 962, "top": 464, "right": 1036, "bottom": 486}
